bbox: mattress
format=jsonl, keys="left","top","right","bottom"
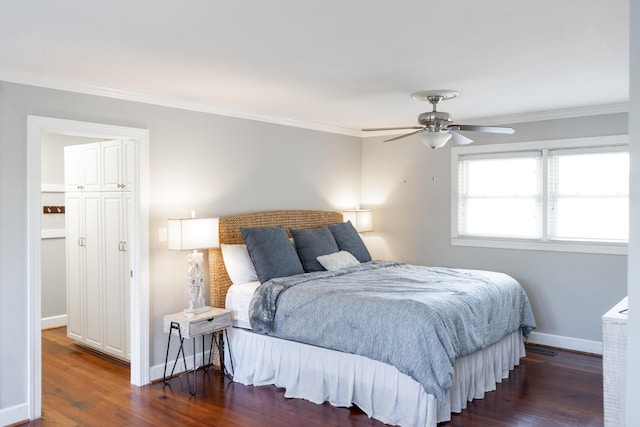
{"left": 225, "top": 281, "right": 260, "bottom": 329}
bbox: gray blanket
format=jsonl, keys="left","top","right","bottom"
{"left": 249, "top": 261, "right": 536, "bottom": 402}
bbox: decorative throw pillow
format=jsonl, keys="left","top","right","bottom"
{"left": 220, "top": 244, "right": 259, "bottom": 285}
{"left": 290, "top": 226, "right": 340, "bottom": 272}
{"left": 316, "top": 251, "right": 360, "bottom": 271}
{"left": 328, "top": 221, "right": 372, "bottom": 263}
{"left": 240, "top": 226, "right": 304, "bottom": 283}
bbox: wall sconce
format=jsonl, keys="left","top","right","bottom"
{"left": 168, "top": 213, "right": 219, "bottom": 316}
{"left": 342, "top": 208, "right": 373, "bottom": 232}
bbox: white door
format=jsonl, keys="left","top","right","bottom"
{"left": 83, "top": 192, "right": 103, "bottom": 350}
{"left": 64, "top": 192, "right": 84, "bottom": 342}
{"left": 102, "top": 192, "right": 129, "bottom": 359}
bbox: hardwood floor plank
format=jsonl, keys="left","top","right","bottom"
{"left": 26, "top": 328, "right": 603, "bottom": 426}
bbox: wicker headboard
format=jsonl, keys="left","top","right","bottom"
{"left": 208, "top": 210, "right": 343, "bottom": 308}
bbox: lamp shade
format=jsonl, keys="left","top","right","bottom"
{"left": 342, "top": 209, "right": 373, "bottom": 233}
{"left": 167, "top": 217, "right": 219, "bottom": 250}
{"left": 419, "top": 131, "right": 452, "bottom": 149}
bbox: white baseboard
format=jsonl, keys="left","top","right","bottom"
{"left": 41, "top": 314, "right": 67, "bottom": 330}
{"left": 528, "top": 331, "right": 603, "bottom": 355}
{"left": 0, "top": 403, "right": 29, "bottom": 426}
{"left": 149, "top": 350, "right": 213, "bottom": 382}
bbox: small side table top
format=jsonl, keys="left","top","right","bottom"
{"left": 163, "top": 307, "right": 232, "bottom": 339}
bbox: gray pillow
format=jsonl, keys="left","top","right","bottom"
{"left": 240, "top": 226, "right": 304, "bottom": 283}
{"left": 290, "top": 226, "right": 340, "bottom": 272}
{"left": 328, "top": 221, "right": 372, "bottom": 263}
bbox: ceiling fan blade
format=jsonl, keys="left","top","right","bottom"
{"left": 384, "top": 129, "right": 422, "bottom": 142}
{"left": 449, "top": 131, "right": 474, "bottom": 145}
{"left": 363, "top": 126, "right": 424, "bottom": 132}
{"left": 450, "top": 124, "right": 515, "bottom": 134}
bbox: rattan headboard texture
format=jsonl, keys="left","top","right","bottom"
{"left": 208, "top": 210, "right": 343, "bottom": 308}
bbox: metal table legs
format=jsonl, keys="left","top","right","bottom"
{"left": 162, "top": 322, "right": 232, "bottom": 395}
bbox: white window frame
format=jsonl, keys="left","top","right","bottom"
{"left": 451, "top": 135, "right": 629, "bottom": 255}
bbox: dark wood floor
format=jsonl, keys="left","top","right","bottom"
{"left": 24, "top": 327, "right": 603, "bottom": 426}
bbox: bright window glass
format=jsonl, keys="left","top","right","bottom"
{"left": 458, "top": 155, "right": 541, "bottom": 239}
{"left": 548, "top": 150, "right": 629, "bottom": 242}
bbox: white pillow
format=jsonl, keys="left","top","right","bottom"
{"left": 316, "top": 251, "right": 360, "bottom": 271}
{"left": 220, "top": 244, "right": 259, "bottom": 285}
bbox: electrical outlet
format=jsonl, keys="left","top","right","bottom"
{"left": 158, "top": 227, "right": 167, "bottom": 242}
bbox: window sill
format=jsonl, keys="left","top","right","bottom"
{"left": 450, "top": 237, "right": 627, "bottom": 255}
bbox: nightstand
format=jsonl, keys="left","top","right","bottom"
{"left": 162, "top": 307, "right": 232, "bottom": 395}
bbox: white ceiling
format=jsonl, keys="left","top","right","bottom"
{"left": 0, "top": 0, "right": 630, "bottom": 136}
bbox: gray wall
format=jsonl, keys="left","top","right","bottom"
{"left": 0, "top": 81, "right": 362, "bottom": 411}
{"left": 362, "top": 113, "right": 629, "bottom": 345}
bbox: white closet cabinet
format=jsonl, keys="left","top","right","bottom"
{"left": 64, "top": 141, "right": 132, "bottom": 361}
{"left": 65, "top": 191, "right": 102, "bottom": 346}
{"left": 101, "top": 139, "right": 135, "bottom": 192}
{"left": 64, "top": 142, "right": 101, "bottom": 192}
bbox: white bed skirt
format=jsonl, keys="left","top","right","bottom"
{"left": 224, "top": 328, "right": 525, "bottom": 427}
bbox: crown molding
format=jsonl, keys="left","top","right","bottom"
{"left": 0, "top": 68, "right": 627, "bottom": 139}
{"left": 0, "top": 68, "right": 361, "bottom": 137}
{"left": 465, "top": 102, "right": 630, "bottom": 126}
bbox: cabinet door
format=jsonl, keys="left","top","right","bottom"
{"left": 101, "top": 140, "right": 122, "bottom": 191}
{"left": 102, "top": 139, "right": 135, "bottom": 192}
{"left": 83, "top": 192, "right": 103, "bottom": 350}
{"left": 82, "top": 143, "right": 101, "bottom": 191}
{"left": 64, "top": 146, "right": 83, "bottom": 192}
{"left": 122, "top": 140, "right": 135, "bottom": 192}
{"left": 102, "top": 192, "right": 128, "bottom": 359}
{"left": 124, "top": 191, "right": 132, "bottom": 359}
{"left": 64, "top": 143, "right": 101, "bottom": 191}
{"left": 65, "top": 193, "right": 84, "bottom": 341}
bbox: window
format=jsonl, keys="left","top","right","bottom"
{"left": 548, "top": 148, "right": 629, "bottom": 242}
{"left": 458, "top": 153, "right": 542, "bottom": 239}
{"left": 451, "top": 136, "right": 628, "bottom": 254}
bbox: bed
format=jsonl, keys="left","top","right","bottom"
{"left": 208, "top": 210, "right": 535, "bottom": 427}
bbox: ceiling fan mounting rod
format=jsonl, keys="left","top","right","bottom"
{"left": 428, "top": 95, "right": 443, "bottom": 111}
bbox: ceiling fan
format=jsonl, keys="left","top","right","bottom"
{"left": 362, "top": 90, "right": 514, "bottom": 149}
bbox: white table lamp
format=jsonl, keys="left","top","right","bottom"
{"left": 342, "top": 208, "right": 373, "bottom": 233}
{"left": 168, "top": 214, "right": 219, "bottom": 315}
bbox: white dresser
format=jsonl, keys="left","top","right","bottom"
{"left": 602, "top": 297, "right": 628, "bottom": 427}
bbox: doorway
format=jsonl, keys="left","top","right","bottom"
{"left": 27, "top": 116, "right": 150, "bottom": 420}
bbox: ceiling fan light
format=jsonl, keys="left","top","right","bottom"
{"left": 419, "top": 131, "right": 452, "bottom": 149}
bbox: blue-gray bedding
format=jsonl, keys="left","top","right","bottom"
{"left": 249, "top": 260, "right": 536, "bottom": 402}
